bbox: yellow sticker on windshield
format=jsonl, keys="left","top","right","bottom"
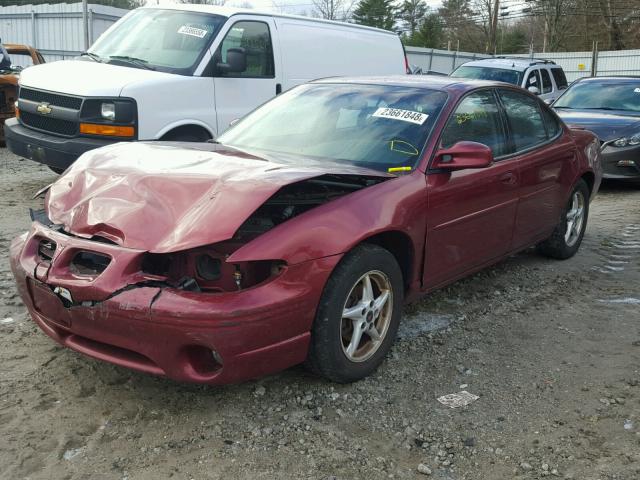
{"left": 373, "top": 108, "right": 429, "bottom": 125}
{"left": 388, "top": 166, "right": 412, "bottom": 173}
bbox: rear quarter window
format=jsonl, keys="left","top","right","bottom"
{"left": 541, "top": 106, "right": 561, "bottom": 138}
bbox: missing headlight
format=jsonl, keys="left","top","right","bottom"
{"left": 196, "top": 254, "right": 221, "bottom": 281}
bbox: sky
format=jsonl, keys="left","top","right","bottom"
{"left": 145, "top": 0, "right": 443, "bottom": 16}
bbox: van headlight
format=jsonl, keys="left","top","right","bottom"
{"left": 100, "top": 102, "right": 116, "bottom": 121}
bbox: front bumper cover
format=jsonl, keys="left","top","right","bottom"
{"left": 10, "top": 222, "right": 341, "bottom": 384}
{"left": 601, "top": 144, "right": 640, "bottom": 180}
{"left": 4, "top": 118, "right": 117, "bottom": 171}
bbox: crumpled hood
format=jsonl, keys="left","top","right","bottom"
{"left": 555, "top": 109, "right": 640, "bottom": 141}
{"left": 19, "top": 59, "right": 172, "bottom": 97}
{"left": 46, "top": 142, "right": 389, "bottom": 253}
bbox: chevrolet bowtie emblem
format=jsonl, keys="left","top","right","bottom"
{"left": 36, "top": 103, "right": 52, "bottom": 115}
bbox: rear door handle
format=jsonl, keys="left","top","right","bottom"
{"left": 276, "top": 83, "right": 282, "bottom": 95}
{"left": 500, "top": 172, "right": 517, "bottom": 185}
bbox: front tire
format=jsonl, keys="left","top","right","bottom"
{"left": 537, "top": 178, "right": 590, "bottom": 259}
{"left": 306, "top": 244, "right": 403, "bottom": 383}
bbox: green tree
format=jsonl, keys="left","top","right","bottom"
{"left": 0, "top": 0, "right": 144, "bottom": 7}
{"left": 399, "top": 0, "right": 427, "bottom": 36}
{"left": 352, "top": 0, "right": 396, "bottom": 30}
{"left": 406, "top": 12, "right": 444, "bottom": 48}
{"left": 497, "top": 27, "right": 527, "bottom": 54}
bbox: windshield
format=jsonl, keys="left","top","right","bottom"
{"left": 554, "top": 81, "right": 640, "bottom": 113}
{"left": 88, "top": 9, "right": 225, "bottom": 75}
{"left": 217, "top": 84, "right": 448, "bottom": 173}
{"left": 452, "top": 65, "right": 522, "bottom": 85}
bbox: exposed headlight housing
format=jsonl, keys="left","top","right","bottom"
{"left": 612, "top": 133, "right": 640, "bottom": 147}
{"left": 100, "top": 102, "right": 116, "bottom": 121}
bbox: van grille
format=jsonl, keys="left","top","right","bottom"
{"left": 18, "top": 87, "right": 82, "bottom": 137}
{"left": 19, "top": 87, "right": 83, "bottom": 110}
{"left": 20, "top": 111, "right": 78, "bottom": 136}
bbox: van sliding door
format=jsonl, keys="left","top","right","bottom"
{"left": 212, "top": 17, "right": 281, "bottom": 134}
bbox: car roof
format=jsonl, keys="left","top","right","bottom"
{"left": 577, "top": 75, "right": 640, "bottom": 82}
{"left": 312, "top": 75, "right": 512, "bottom": 92}
{"left": 137, "top": 4, "right": 397, "bottom": 36}
{"left": 459, "top": 57, "right": 558, "bottom": 71}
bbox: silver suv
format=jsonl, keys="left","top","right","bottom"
{"left": 451, "top": 57, "right": 569, "bottom": 103}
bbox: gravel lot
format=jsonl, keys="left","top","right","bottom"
{"left": 0, "top": 148, "right": 639, "bottom": 480}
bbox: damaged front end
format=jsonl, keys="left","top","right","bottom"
{"left": 11, "top": 160, "right": 388, "bottom": 383}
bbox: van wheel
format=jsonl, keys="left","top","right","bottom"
{"left": 537, "top": 179, "right": 589, "bottom": 259}
{"left": 306, "top": 244, "right": 403, "bottom": 383}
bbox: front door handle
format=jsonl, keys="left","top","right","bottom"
{"left": 500, "top": 172, "right": 517, "bottom": 185}
{"left": 276, "top": 83, "right": 282, "bottom": 95}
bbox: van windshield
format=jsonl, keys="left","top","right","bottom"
{"left": 88, "top": 9, "right": 225, "bottom": 75}
{"left": 217, "top": 83, "right": 448, "bottom": 173}
{"left": 452, "top": 65, "right": 522, "bottom": 85}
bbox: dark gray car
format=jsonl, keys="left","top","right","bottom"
{"left": 553, "top": 76, "right": 640, "bottom": 181}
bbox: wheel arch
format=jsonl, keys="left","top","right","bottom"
{"left": 157, "top": 122, "right": 214, "bottom": 141}
{"left": 356, "top": 230, "right": 414, "bottom": 294}
{"left": 580, "top": 171, "right": 595, "bottom": 197}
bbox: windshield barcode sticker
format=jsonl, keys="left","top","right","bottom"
{"left": 372, "top": 108, "right": 428, "bottom": 125}
{"left": 178, "top": 25, "right": 208, "bottom": 38}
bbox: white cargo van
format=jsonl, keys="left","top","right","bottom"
{"left": 6, "top": 5, "right": 407, "bottom": 172}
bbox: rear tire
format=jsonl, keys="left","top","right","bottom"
{"left": 306, "top": 244, "right": 403, "bottom": 383}
{"left": 537, "top": 179, "right": 590, "bottom": 259}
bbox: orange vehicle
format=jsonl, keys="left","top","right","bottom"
{"left": 0, "top": 44, "right": 45, "bottom": 143}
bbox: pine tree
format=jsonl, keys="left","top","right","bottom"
{"left": 352, "top": 0, "right": 396, "bottom": 31}
{"left": 399, "top": 0, "right": 427, "bottom": 37}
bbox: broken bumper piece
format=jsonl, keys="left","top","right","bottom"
{"left": 10, "top": 222, "right": 340, "bottom": 384}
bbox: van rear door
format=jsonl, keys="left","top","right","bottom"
{"left": 212, "top": 16, "right": 281, "bottom": 133}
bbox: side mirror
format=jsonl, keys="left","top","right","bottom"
{"left": 217, "top": 47, "right": 247, "bottom": 74}
{"left": 528, "top": 86, "right": 540, "bottom": 95}
{"left": 432, "top": 141, "right": 493, "bottom": 170}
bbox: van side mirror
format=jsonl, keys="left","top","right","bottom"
{"left": 432, "top": 141, "right": 493, "bottom": 170}
{"left": 528, "top": 86, "right": 540, "bottom": 95}
{"left": 217, "top": 47, "right": 247, "bottom": 74}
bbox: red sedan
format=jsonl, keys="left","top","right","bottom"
{"left": 10, "top": 76, "right": 602, "bottom": 384}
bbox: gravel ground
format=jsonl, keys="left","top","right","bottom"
{"left": 0, "top": 148, "right": 639, "bottom": 480}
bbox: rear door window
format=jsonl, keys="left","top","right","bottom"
{"left": 540, "top": 69, "right": 553, "bottom": 93}
{"left": 551, "top": 68, "right": 568, "bottom": 90}
{"left": 498, "top": 89, "right": 548, "bottom": 152}
{"left": 441, "top": 90, "right": 509, "bottom": 157}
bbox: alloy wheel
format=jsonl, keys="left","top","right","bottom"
{"left": 340, "top": 270, "right": 393, "bottom": 363}
{"left": 565, "top": 190, "right": 586, "bottom": 247}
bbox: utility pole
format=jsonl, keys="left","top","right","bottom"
{"left": 82, "top": 0, "right": 90, "bottom": 50}
{"left": 489, "top": 0, "right": 500, "bottom": 54}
